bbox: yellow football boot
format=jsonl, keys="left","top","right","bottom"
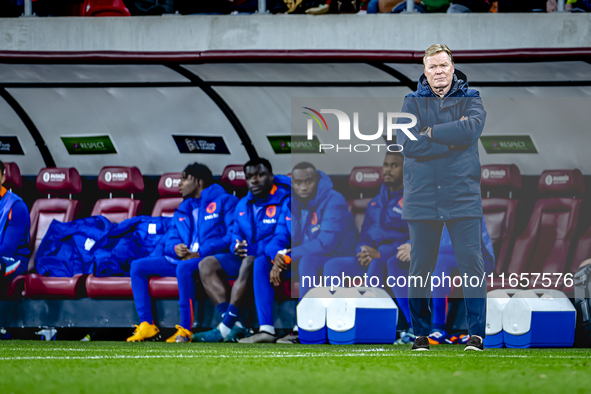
{"left": 166, "top": 325, "right": 193, "bottom": 343}
{"left": 126, "top": 322, "right": 160, "bottom": 342}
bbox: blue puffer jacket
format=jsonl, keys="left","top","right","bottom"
{"left": 358, "top": 183, "right": 410, "bottom": 258}
{"left": 231, "top": 175, "right": 291, "bottom": 258}
{"left": 164, "top": 183, "right": 238, "bottom": 263}
{"left": 264, "top": 198, "right": 291, "bottom": 261}
{"left": 438, "top": 220, "right": 496, "bottom": 274}
{"left": 288, "top": 171, "right": 358, "bottom": 262}
{"left": 396, "top": 70, "right": 487, "bottom": 221}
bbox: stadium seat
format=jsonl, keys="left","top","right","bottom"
{"left": 91, "top": 166, "right": 144, "bottom": 223}
{"left": 68, "top": 0, "right": 131, "bottom": 16}
{"left": 505, "top": 169, "right": 584, "bottom": 290}
{"left": 25, "top": 273, "right": 87, "bottom": 299}
{"left": 85, "top": 274, "right": 133, "bottom": 299}
{"left": 347, "top": 166, "right": 383, "bottom": 232}
{"left": 4, "top": 162, "right": 22, "bottom": 190}
{"left": 220, "top": 165, "right": 248, "bottom": 197}
{"left": 481, "top": 164, "right": 522, "bottom": 275}
{"left": 148, "top": 277, "right": 179, "bottom": 298}
{"left": 152, "top": 173, "right": 182, "bottom": 217}
{"left": 29, "top": 168, "right": 82, "bottom": 266}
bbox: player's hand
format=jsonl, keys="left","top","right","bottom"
{"left": 273, "top": 249, "right": 291, "bottom": 270}
{"left": 234, "top": 240, "right": 248, "bottom": 258}
{"left": 357, "top": 246, "right": 378, "bottom": 266}
{"left": 396, "top": 243, "right": 411, "bottom": 263}
{"left": 182, "top": 252, "right": 200, "bottom": 261}
{"left": 175, "top": 244, "right": 190, "bottom": 258}
{"left": 270, "top": 265, "right": 282, "bottom": 287}
{"left": 460, "top": 116, "right": 468, "bottom": 121}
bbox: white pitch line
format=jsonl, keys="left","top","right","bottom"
{"left": 1, "top": 352, "right": 590, "bottom": 361}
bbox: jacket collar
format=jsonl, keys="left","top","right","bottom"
{"left": 416, "top": 69, "right": 469, "bottom": 98}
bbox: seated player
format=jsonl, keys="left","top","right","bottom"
{"left": 193, "top": 158, "right": 290, "bottom": 343}
{"left": 427, "top": 222, "right": 495, "bottom": 345}
{"left": 0, "top": 161, "right": 30, "bottom": 286}
{"left": 323, "top": 150, "right": 414, "bottom": 343}
{"left": 127, "top": 163, "right": 238, "bottom": 342}
{"left": 239, "top": 162, "right": 358, "bottom": 344}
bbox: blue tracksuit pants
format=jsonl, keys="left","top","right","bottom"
{"left": 130, "top": 256, "right": 203, "bottom": 329}
{"left": 253, "top": 254, "right": 331, "bottom": 327}
{"left": 408, "top": 218, "right": 486, "bottom": 338}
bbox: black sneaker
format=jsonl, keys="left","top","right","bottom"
{"left": 411, "top": 336, "right": 430, "bottom": 351}
{"left": 464, "top": 335, "right": 484, "bottom": 351}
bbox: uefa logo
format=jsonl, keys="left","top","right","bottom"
{"left": 105, "top": 172, "right": 112, "bottom": 182}
{"left": 42, "top": 172, "right": 50, "bottom": 182}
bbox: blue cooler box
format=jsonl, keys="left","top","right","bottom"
{"left": 503, "top": 289, "right": 576, "bottom": 348}
{"left": 327, "top": 287, "right": 398, "bottom": 345}
{"left": 297, "top": 287, "right": 337, "bottom": 345}
{"left": 484, "top": 289, "right": 522, "bottom": 348}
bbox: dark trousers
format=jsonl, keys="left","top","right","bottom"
{"left": 408, "top": 218, "right": 487, "bottom": 337}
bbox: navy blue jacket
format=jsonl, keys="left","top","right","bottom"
{"left": 281, "top": 171, "right": 358, "bottom": 262}
{"left": 164, "top": 184, "right": 238, "bottom": 263}
{"left": 265, "top": 198, "right": 292, "bottom": 261}
{"left": 358, "top": 184, "right": 410, "bottom": 258}
{"left": 231, "top": 176, "right": 291, "bottom": 258}
{"left": 396, "top": 70, "right": 487, "bottom": 221}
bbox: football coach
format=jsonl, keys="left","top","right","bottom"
{"left": 396, "top": 44, "right": 487, "bottom": 352}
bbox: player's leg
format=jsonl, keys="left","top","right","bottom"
{"left": 429, "top": 253, "right": 456, "bottom": 345}
{"left": 385, "top": 255, "right": 415, "bottom": 344}
{"left": 447, "top": 217, "right": 486, "bottom": 351}
{"left": 127, "top": 256, "right": 176, "bottom": 342}
{"left": 168, "top": 256, "right": 204, "bottom": 343}
{"left": 407, "top": 220, "right": 444, "bottom": 350}
{"left": 193, "top": 253, "right": 247, "bottom": 343}
{"left": 366, "top": 255, "right": 388, "bottom": 288}
{"left": 239, "top": 255, "right": 278, "bottom": 343}
{"left": 323, "top": 256, "right": 366, "bottom": 281}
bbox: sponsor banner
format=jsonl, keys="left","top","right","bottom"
{"left": 0, "top": 136, "right": 24, "bottom": 155}
{"left": 173, "top": 135, "right": 230, "bottom": 154}
{"left": 482, "top": 168, "right": 507, "bottom": 180}
{"left": 480, "top": 135, "right": 538, "bottom": 154}
{"left": 545, "top": 173, "right": 570, "bottom": 186}
{"left": 61, "top": 135, "right": 117, "bottom": 155}
{"left": 42, "top": 172, "right": 66, "bottom": 183}
{"left": 268, "top": 135, "right": 323, "bottom": 154}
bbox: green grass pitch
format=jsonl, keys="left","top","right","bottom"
{"left": 1, "top": 341, "right": 591, "bottom": 394}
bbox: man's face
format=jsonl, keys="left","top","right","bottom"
{"left": 179, "top": 172, "right": 199, "bottom": 199}
{"left": 424, "top": 51, "right": 455, "bottom": 91}
{"left": 383, "top": 154, "right": 403, "bottom": 188}
{"left": 292, "top": 168, "right": 318, "bottom": 200}
{"left": 245, "top": 164, "right": 274, "bottom": 199}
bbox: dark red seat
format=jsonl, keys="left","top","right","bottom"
{"left": 25, "top": 273, "right": 86, "bottom": 299}
{"left": 481, "top": 164, "right": 522, "bottom": 276}
{"left": 4, "top": 162, "right": 22, "bottom": 190}
{"left": 346, "top": 166, "right": 383, "bottom": 232}
{"left": 68, "top": 0, "right": 131, "bottom": 16}
{"left": 91, "top": 166, "right": 144, "bottom": 223}
{"left": 148, "top": 277, "right": 179, "bottom": 298}
{"left": 29, "top": 168, "right": 82, "bottom": 266}
{"left": 220, "top": 165, "right": 248, "bottom": 198}
{"left": 152, "top": 173, "right": 182, "bottom": 217}
{"left": 85, "top": 274, "right": 133, "bottom": 299}
{"left": 503, "top": 169, "right": 584, "bottom": 290}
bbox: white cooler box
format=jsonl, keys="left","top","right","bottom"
{"left": 297, "top": 287, "right": 337, "bottom": 344}
{"left": 484, "top": 289, "right": 522, "bottom": 348}
{"left": 326, "top": 287, "right": 398, "bottom": 345}
{"left": 503, "top": 289, "right": 576, "bottom": 348}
